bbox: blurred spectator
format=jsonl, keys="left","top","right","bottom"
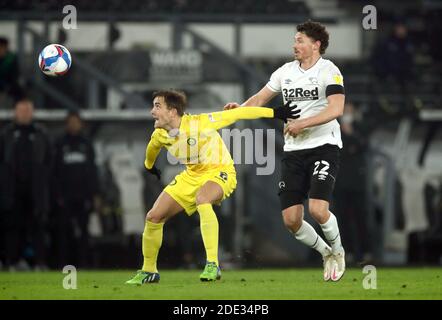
{"left": 371, "top": 21, "right": 415, "bottom": 86}
{"left": 0, "top": 98, "right": 52, "bottom": 270}
{"left": 425, "top": 9, "right": 442, "bottom": 64}
{"left": 96, "top": 159, "right": 123, "bottom": 236}
{"left": 0, "top": 37, "right": 22, "bottom": 107}
{"left": 333, "top": 102, "right": 371, "bottom": 263}
{"left": 53, "top": 110, "right": 99, "bottom": 268}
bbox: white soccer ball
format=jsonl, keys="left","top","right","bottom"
{"left": 38, "top": 44, "right": 72, "bottom": 76}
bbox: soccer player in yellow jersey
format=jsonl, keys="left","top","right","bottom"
{"left": 126, "top": 90, "right": 299, "bottom": 284}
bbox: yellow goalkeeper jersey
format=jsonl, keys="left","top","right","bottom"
{"left": 144, "top": 107, "right": 274, "bottom": 175}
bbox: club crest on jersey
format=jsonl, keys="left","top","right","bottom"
{"left": 187, "top": 138, "right": 197, "bottom": 146}
{"left": 309, "top": 77, "right": 318, "bottom": 84}
{"left": 278, "top": 181, "right": 286, "bottom": 189}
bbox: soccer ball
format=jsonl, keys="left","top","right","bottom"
{"left": 38, "top": 44, "right": 72, "bottom": 76}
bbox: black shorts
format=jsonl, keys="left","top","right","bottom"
{"left": 278, "top": 144, "right": 340, "bottom": 210}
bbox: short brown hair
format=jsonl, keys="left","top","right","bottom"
{"left": 14, "top": 97, "right": 34, "bottom": 108}
{"left": 152, "top": 90, "right": 187, "bottom": 116}
{"left": 297, "top": 20, "right": 329, "bottom": 54}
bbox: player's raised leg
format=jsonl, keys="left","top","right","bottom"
{"left": 282, "top": 204, "right": 333, "bottom": 281}
{"left": 309, "top": 198, "right": 345, "bottom": 282}
{"left": 195, "top": 181, "right": 224, "bottom": 281}
{"left": 126, "top": 191, "right": 184, "bottom": 284}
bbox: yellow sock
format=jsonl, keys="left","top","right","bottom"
{"left": 142, "top": 221, "right": 164, "bottom": 273}
{"left": 197, "top": 203, "right": 219, "bottom": 266}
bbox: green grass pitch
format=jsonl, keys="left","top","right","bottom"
{"left": 0, "top": 268, "right": 441, "bottom": 300}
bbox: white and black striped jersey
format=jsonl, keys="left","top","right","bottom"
{"left": 266, "top": 57, "right": 345, "bottom": 151}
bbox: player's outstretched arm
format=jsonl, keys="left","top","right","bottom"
{"left": 206, "top": 103, "right": 300, "bottom": 130}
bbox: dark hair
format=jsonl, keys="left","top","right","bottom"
{"left": 0, "top": 37, "right": 9, "bottom": 46}
{"left": 14, "top": 97, "right": 33, "bottom": 107}
{"left": 66, "top": 109, "right": 82, "bottom": 121}
{"left": 152, "top": 90, "right": 187, "bottom": 116}
{"left": 296, "top": 20, "right": 329, "bottom": 54}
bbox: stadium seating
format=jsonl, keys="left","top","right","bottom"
{"left": 0, "top": 0, "right": 311, "bottom": 15}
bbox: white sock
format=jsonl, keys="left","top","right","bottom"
{"left": 294, "top": 221, "right": 331, "bottom": 257}
{"left": 320, "top": 212, "right": 344, "bottom": 255}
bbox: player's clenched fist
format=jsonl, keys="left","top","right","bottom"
{"left": 147, "top": 165, "right": 162, "bottom": 180}
{"left": 223, "top": 102, "right": 241, "bottom": 110}
{"left": 284, "top": 119, "right": 305, "bottom": 137}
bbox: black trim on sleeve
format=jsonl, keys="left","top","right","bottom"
{"left": 326, "top": 84, "right": 345, "bottom": 97}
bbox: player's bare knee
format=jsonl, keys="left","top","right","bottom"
{"left": 308, "top": 200, "right": 329, "bottom": 224}
{"left": 195, "top": 192, "right": 212, "bottom": 206}
{"left": 282, "top": 207, "right": 303, "bottom": 232}
{"left": 282, "top": 214, "right": 302, "bottom": 232}
{"left": 146, "top": 209, "right": 164, "bottom": 224}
